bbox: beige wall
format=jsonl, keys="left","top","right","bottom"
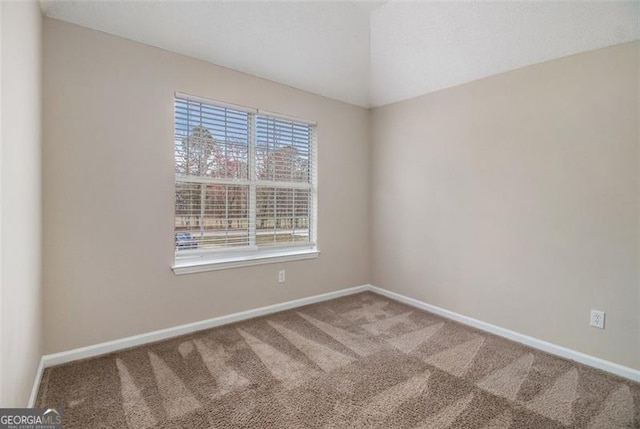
{"left": 372, "top": 42, "right": 640, "bottom": 369}
{"left": 1, "top": 1, "right": 42, "bottom": 406}
{"left": 42, "top": 18, "right": 370, "bottom": 354}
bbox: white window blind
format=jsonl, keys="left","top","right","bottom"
{"left": 174, "top": 94, "right": 317, "bottom": 269}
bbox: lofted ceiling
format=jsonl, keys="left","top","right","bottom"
{"left": 40, "top": 1, "right": 639, "bottom": 107}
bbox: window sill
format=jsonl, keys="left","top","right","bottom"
{"left": 172, "top": 248, "right": 320, "bottom": 275}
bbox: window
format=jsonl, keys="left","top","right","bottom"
{"left": 173, "top": 93, "right": 318, "bottom": 273}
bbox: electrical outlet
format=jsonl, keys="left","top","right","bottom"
{"left": 278, "top": 269, "right": 285, "bottom": 283}
{"left": 590, "top": 309, "right": 605, "bottom": 329}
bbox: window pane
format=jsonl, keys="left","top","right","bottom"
{"left": 256, "top": 186, "right": 311, "bottom": 246}
{"left": 175, "top": 182, "right": 249, "bottom": 250}
{"left": 256, "top": 116, "right": 311, "bottom": 182}
{"left": 175, "top": 99, "right": 249, "bottom": 180}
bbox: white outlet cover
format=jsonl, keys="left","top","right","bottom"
{"left": 278, "top": 270, "right": 286, "bottom": 283}
{"left": 590, "top": 310, "right": 605, "bottom": 329}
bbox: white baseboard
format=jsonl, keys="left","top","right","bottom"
{"left": 368, "top": 285, "right": 640, "bottom": 383}
{"left": 35, "top": 284, "right": 369, "bottom": 380}
{"left": 28, "top": 357, "right": 45, "bottom": 407}
{"left": 30, "top": 282, "right": 639, "bottom": 406}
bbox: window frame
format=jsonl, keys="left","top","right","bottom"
{"left": 172, "top": 92, "right": 319, "bottom": 274}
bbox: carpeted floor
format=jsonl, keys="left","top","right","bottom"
{"left": 37, "top": 292, "right": 640, "bottom": 428}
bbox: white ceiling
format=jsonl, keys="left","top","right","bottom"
{"left": 41, "top": 1, "right": 640, "bottom": 107}
{"left": 370, "top": 1, "right": 640, "bottom": 106}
